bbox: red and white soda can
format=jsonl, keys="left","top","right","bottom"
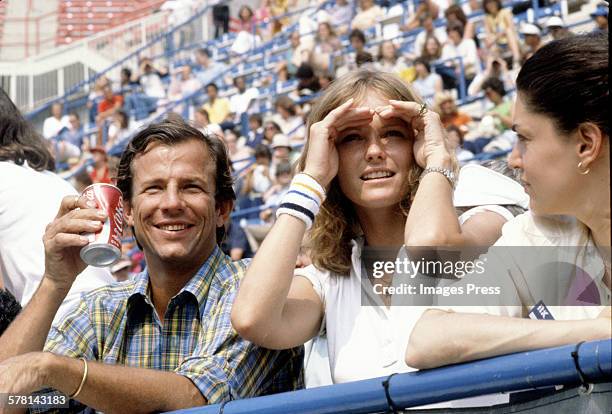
{"left": 79, "top": 183, "right": 124, "bottom": 267}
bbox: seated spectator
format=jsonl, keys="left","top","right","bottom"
{"left": 230, "top": 5, "right": 257, "bottom": 33}
{"left": 325, "top": 0, "right": 352, "bottom": 34}
{"left": 262, "top": 120, "right": 282, "bottom": 145}
{"left": 295, "top": 63, "right": 321, "bottom": 97}
{"left": 193, "top": 107, "right": 210, "bottom": 132}
{"left": 446, "top": 124, "right": 474, "bottom": 164}
{"left": 590, "top": 2, "right": 608, "bottom": 34}
{"left": 410, "top": 13, "right": 447, "bottom": 61}
{"left": 482, "top": 77, "right": 513, "bottom": 132}
{"left": 286, "top": 31, "right": 313, "bottom": 76}
{"left": 339, "top": 28, "right": 369, "bottom": 73}
{"left": 138, "top": 58, "right": 167, "bottom": 99}
{"left": 202, "top": 82, "right": 231, "bottom": 124}
{"left": 375, "top": 40, "right": 412, "bottom": 80}
{"left": 86, "top": 75, "right": 111, "bottom": 124}
{"left": 444, "top": 5, "right": 476, "bottom": 43}
{"left": 87, "top": 146, "right": 112, "bottom": 184}
{"left": 242, "top": 161, "right": 294, "bottom": 253}
{"left": 224, "top": 128, "right": 253, "bottom": 172}
{"left": 311, "top": 22, "right": 342, "bottom": 72}
{"left": 545, "top": 16, "right": 571, "bottom": 40}
{"left": 433, "top": 91, "right": 472, "bottom": 133}
{"left": 261, "top": 161, "right": 293, "bottom": 219}
{"left": 243, "top": 144, "right": 273, "bottom": 197}
{"left": 228, "top": 76, "right": 260, "bottom": 125}
{"left": 468, "top": 55, "right": 516, "bottom": 97}
{"left": 96, "top": 84, "right": 124, "bottom": 127}
{"left": 419, "top": 34, "right": 443, "bottom": 64}
{"left": 0, "top": 120, "right": 303, "bottom": 411}
{"left": 193, "top": 47, "right": 229, "bottom": 86}
{"left": 411, "top": 58, "right": 443, "bottom": 104}
{"left": 483, "top": 0, "right": 521, "bottom": 66}
{"left": 441, "top": 22, "right": 481, "bottom": 91}
{"left": 246, "top": 113, "right": 264, "bottom": 148}
{"left": 271, "top": 96, "right": 305, "bottom": 142}
{"left": 168, "top": 65, "right": 201, "bottom": 101}
{"left": 270, "top": 133, "right": 297, "bottom": 173}
{"left": 106, "top": 110, "right": 132, "bottom": 150}
{"left": 42, "top": 102, "right": 69, "bottom": 140}
{"left": 403, "top": 0, "right": 440, "bottom": 31}
{"left": 351, "top": 0, "right": 383, "bottom": 31}
{"left": 119, "top": 67, "right": 140, "bottom": 93}
{"left": 519, "top": 23, "right": 544, "bottom": 64}
{"left": 60, "top": 112, "right": 85, "bottom": 152}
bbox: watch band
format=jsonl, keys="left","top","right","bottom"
{"left": 420, "top": 166, "right": 456, "bottom": 189}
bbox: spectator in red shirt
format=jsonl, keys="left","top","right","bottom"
{"left": 88, "top": 146, "right": 112, "bottom": 184}
{"left": 96, "top": 85, "right": 124, "bottom": 125}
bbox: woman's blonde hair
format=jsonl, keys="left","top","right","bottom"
{"left": 298, "top": 69, "right": 424, "bottom": 275}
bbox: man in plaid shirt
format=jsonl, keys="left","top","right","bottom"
{"left": 0, "top": 119, "right": 303, "bottom": 412}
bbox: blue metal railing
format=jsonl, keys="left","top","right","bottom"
{"left": 170, "top": 339, "right": 611, "bottom": 414}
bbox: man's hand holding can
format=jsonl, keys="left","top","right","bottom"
{"left": 42, "top": 194, "right": 108, "bottom": 292}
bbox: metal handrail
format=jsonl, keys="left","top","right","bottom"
{"left": 169, "top": 339, "right": 611, "bottom": 414}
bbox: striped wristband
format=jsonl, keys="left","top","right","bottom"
{"left": 276, "top": 173, "right": 326, "bottom": 229}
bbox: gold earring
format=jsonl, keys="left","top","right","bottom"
{"left": 577, "top": 161, "right": 590, "bottom": 175}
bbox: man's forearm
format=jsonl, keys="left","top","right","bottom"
{"left": 44, "top": 354, "right": 206, "bottom": 413}
{"left": 0, "top": 278, "right": 66, "bottom": 362}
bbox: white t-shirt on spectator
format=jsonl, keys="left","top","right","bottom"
{"left": 441, "top": 38, "right": 481, "bottom": 77}
{"left": 42, "top": 115, "right": 70, "bottom": 140}
{"left": 140, "top": 73, "right": 166, "bottom": 98}
{"left": 0, "top": 161, "right": 114, "bottom": 322}
{"left": 229, "top": 87, "right": 260, "bottom": 116}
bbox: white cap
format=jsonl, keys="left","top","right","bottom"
{"left": 546, "top": 16, "right": 565, "bottom": 28}
{"left": 520, "top": 23, "right": 541, "bottom": 36}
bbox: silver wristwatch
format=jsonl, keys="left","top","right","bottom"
{"left": 420, "top": 167, "right": 456, "bottom": 189}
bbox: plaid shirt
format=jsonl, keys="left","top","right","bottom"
{"left": 38, "top": 246, "right": 303, "bottom": 412}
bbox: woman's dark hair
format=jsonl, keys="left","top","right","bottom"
{"left": 0, "top": 88, "right": 55, "bottom": 171}
{"left": 482, "top": 77, "right": 506, "bottom": 97}
{"left": 444, "top": 5, "right": 467, "bottom": 26}
{"left": 349, "top": 28, "right": 366, "bottom": 44}
{"left": 238, "top": 5, "right": 254, "bottom": 20}
{"left": 516, "top": 32, "right": 608, "bottom": 137}
{"left": 116, "top": 118, "right": 235, "bottom": 244}
{"left": 254, "top": 143, "right": 272, "bottom": 160}
{"left": 483, "top": 0, "right": 502, "bottom": 14}
{"left": 414, "top": 57, "right": 431, "bottom": 73}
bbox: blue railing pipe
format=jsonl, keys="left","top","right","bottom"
{"left": 169, "top": 339, "right": 611, "bottom": 414}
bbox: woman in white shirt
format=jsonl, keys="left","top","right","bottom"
{"left": 232, "top": 69, "right": 462, "bottom": 383}
{"left": 406, "top": 32, "right": 610, "bottom": 369}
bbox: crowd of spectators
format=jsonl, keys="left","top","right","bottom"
{"left": 32, "top": 0, "right": 606, "bottom": 301}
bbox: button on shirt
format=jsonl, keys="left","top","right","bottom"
{"left": 41, "top": 246, "right": 303, "bottom": 412}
